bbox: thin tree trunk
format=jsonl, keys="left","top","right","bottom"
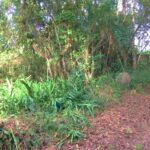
{"left": 20, "top": 0, "right": 26, "bottom": 16}
{"left": 84, "top": 47, "right": 90, "bottom": 83}
{"left": 122, "top": 0, "right": 126, "bottom": 15}
{"left": 131, "top": 0, "right": 137, "bottom": 69}
{"left": 116, "top": 0, "right": 119, "bottom": 15}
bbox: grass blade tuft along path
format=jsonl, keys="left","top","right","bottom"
{"left": 61, "top": 86, "right": 150, "bottom": 150}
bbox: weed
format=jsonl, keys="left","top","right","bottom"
{"left": 130, "top": 66, "right": 150, "bottom": 91}
{"left": 0, "top": 76, "right": 104, "bottom": 147}
{"left": 134, "top": 144, "right": 143, "bottom": 150}
{"left": 2, "top": 66, "right": 149, "bottom": 148}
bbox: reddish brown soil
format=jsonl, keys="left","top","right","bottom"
{"left": 60, "top": 88, "right": 150, "bottom": 150}
{"left": 2, "top": 86, "right": 150, "bottom": 150}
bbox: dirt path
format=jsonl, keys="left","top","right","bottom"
{"left": 2, "top": 87, "right": 150, "bottom": 150}
{"left": 61, "top": 88, "right": 150, "bottom": 150}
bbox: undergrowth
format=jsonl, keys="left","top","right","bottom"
{"left": 1, "top": 66, "right": 150, "bottom": 149}
{"left": 0, "top": 75, "right": 106, "bottom": 149}
{"left": 129, "top": 66, "right": 150, "bottom": 92}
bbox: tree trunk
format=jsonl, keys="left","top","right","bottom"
{"left": 20, "top": 0, "right": 26, "bottom": 16}
{"left": 131, "top": 0, "right": 137, "bottom": 69}
{"left": 122, "top": 0, "right": 126, "bottom": 15}
{"left": 116, "top": 0, "right": 119, "bottom": 15}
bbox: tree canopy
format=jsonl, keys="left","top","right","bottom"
{"left": 0, "top": 0, "right": 149, "bottom": 79}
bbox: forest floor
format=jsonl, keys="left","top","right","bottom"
{"left": 59, "top": 85, "right": 150, "bottom": 150}
{"left": 2, "top": 85, "right": 150, "bottom": 150}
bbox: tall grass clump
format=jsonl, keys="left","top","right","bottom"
{"left": 129, "top": 66, "right": 150, "bottom": 91}
{"left": 0, "top": 74, "right": 106, "bottom": 144}
{"left": 89, "top": 74, "right": 123, "bottom": 103}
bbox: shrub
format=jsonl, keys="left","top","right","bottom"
{"left": 0, "top": 75, "right": 105, "bottom": 145}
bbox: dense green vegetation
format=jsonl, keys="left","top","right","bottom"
{"left": 0, "top": 0, "right": 150, "bottom": 149}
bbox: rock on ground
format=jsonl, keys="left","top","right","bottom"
{"left": 116, "top": 72, "right": 131, "bottom": 85}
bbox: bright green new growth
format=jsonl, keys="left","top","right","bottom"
{"left": 0, "top": 76, "right": 102, "bottom": 144}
